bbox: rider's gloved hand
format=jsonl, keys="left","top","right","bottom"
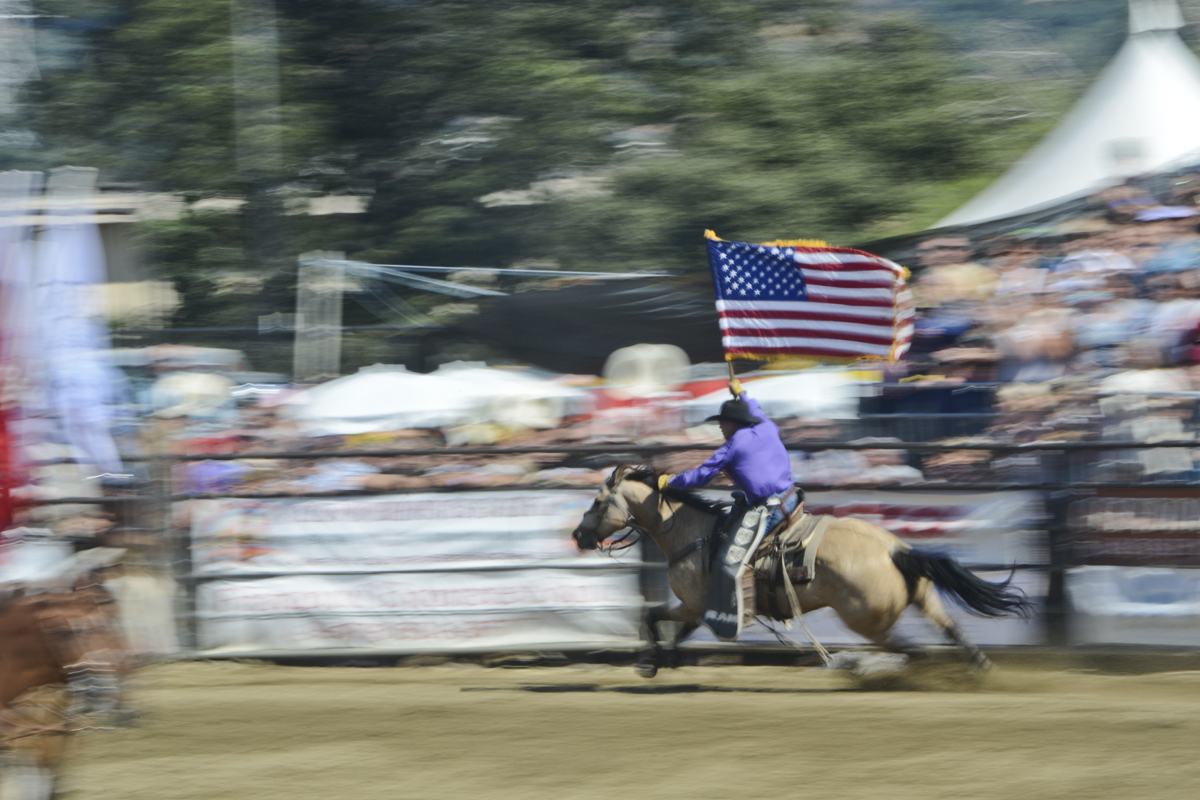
{"left": 657, "top": 474, "right": 673, "bottom": 491}
{"left": 728, "top": 377, "right": 743, "bottom": 397}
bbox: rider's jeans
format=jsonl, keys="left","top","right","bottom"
{"left": 765, "top": 491, "right": 800, "bottom": 533}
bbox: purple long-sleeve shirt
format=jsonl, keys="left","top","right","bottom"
{"left": 667, "top": 393, "right": 793, "bottom": 503}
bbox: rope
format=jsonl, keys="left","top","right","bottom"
{"left": 778, "top": 560, "right": 831, "bottom": 666}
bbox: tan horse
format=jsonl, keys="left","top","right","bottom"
{"left": 571, "top": 466, "right": 1031, "bottom": 677}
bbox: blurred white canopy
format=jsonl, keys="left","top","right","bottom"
{"left": 937, "top": 1, "right": 1200, "bottom": 228}
{"left": 284, "top": 362, "right": 591, "bottom": 435}
{"left": 602, "top": 343, "right": 690, "bottom": 398}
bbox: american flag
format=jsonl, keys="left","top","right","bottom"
{"left": 706, "top": 232, "right": 913, "bottom": 362}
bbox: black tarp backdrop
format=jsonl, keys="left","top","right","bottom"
{"left": 445, "top": 272, "right": 729, "bottom": 374}
{"left": 428, "top": 191, "right": 1091, "bottom": 376}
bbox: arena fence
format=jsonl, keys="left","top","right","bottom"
{"left": 40, "top": 433, "right": 1200, "bottom": 659}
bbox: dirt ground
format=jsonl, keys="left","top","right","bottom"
{"left": 58, "top": 655, "right": 1200, "bottom": 800}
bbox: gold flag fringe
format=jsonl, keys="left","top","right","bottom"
{"left": 758, "top": 238, "right": 829, "bottom": 248}
{"left": 704, "top": 230, "right": 828, "bottom": 248}
{"left": 724, "top": 352, "right": 891, "bottom": 365}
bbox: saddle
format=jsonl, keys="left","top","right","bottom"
{"left": 747, "top": 510, "right": 833, "bottom": 621}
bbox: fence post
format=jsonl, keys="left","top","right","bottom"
{"left": 294, "top": 252, "right": 345, "bottom": 382}
{"left": 1042, "top": 446, "right": 1072, "bottom": 647}
{"left": 148, "top": 420, "right": 198, "bottom": 653}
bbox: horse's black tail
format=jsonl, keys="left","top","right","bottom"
{"left": 892, "top": 549, "right": 1034, "bottom": 619}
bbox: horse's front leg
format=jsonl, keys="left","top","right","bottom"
{"left": 637, "top": 604, "right": 699, "bottom": 678}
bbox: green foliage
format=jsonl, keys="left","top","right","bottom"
{"left": 541, "top": 17, "right": 1019, "bottom": 266}
{"left": 139, "top": 212, "right": 252, "bottom": 328}
{"left": 874, "top": 0, "right": 1129, "bottom": 75}
{"left": 9, "top": 0, "right": 1120, "bottom": 332}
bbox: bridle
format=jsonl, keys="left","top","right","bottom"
{"left": 591, "top": 471, "right": 695, "bottom": 559}
{"left": 593, "top": 477, "right": 646, "bottom": 555}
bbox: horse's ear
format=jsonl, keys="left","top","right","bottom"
{"left": 608, "top": 465, "right": 630, "bottom": 487}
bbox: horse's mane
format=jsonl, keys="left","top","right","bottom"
{"left": 618, "top": 466, "right": 730, "bottom": 516}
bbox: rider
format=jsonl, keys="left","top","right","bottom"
{"left": 657, "top": 377, "right": 799, "bottom": 640}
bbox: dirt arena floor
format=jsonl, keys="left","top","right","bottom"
{"left": 59, "top": 654, "right": 1199, "bottom": 800}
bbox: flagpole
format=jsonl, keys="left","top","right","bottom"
{"left": 728, "top": 359, "right": 738, "bottom": 395}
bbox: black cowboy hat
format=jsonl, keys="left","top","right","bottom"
{"left": 705, "top": 398, "right": 762, "bottom": 426}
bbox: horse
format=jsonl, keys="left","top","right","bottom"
{"left": 0, "top": 548, "right": 133, "bottom": 800}
{"left": 571, "top": 466, "right": 1032, "bottom": 677}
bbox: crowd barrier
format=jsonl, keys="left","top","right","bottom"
{"left": 23, "top": 435, "right": 1200, "bottom": 659}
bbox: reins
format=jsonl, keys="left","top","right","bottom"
{"left": 594, "top": 478, "right": 644, "bottom": 556}
{"left": 598, "top": 474, "right": 721, "bottom": 569}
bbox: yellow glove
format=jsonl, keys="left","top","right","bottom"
{"left": 657, "top": 474, "right": 673, "bottom": 491}
{"left": 728, "top": 378, "right": 743, "bottom": 397}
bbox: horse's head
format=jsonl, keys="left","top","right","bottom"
{"left": 571, "top": 465, "right": 651, "bottom": 550}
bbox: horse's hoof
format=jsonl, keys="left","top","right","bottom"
{"left": 972, "top": 655, "right": 994, "bottom": 673}
{"left": 635, "top": 660, "right": 658, "bottom": 679}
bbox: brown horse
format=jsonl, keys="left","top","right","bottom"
{"left": 571, "top": 466, "right": 1032, "bottom": 677}
{"left": 0, "top": 549, "right": 132, "bottom": 800}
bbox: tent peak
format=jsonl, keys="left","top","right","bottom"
{"left": 1130, "top": 0, "right": 1183, "bottom": 34}
{"left": 933, "top": 1, "right": 1200, "bottom": 229}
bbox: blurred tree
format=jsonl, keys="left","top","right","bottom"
{"left": 8, "top": 0, "right": 1100, "bottom": 348}
{"left": 25, "top": 0, "right": 323, "bottom": 189}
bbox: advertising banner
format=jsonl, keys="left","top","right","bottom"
{"left": 189, "top": 491, "right": 643, "bottom": 653}
{"left": 190, "top": 488, "right": 1048, "bottom": 653}
{"left": 1064, "top": 495, "right": 1200, "bottom": 567}
{"left": 1066, "top": 566, "right": 1200, "bottom": 646}
{"left": 803, "top": 489, "right": 1047, "bottom": 567}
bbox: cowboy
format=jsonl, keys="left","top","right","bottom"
{"left": 657, "top": 377, "right": 799, "bottom": 640}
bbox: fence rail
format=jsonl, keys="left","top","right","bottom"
{"left": 111, "top": 439, "right": 1200, "bottom": 461}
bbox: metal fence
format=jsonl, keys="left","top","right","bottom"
{"left": 48, "top": 425, "right": 1199, "bottom": 660}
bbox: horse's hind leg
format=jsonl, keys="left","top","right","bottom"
{"left": 913, "top": 578, "right": 991, "bottom": 670}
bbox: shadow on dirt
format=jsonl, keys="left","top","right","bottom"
{"left": 462, "top": 683, "right": 840, "bottom": 694}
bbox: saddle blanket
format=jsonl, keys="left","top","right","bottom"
{"left": 751, "top": 512, "right": 832, "bottom": 621}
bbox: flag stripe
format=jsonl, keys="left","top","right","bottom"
{"left": 722, "top": 334, "right": 894, "bottom": 354}
{"left": 802, "top": 283, "right": 896, "bottom": 301}
{"left": 720, "top": 309, "right": 897, "bottom": 328}
{"left": 717, "top": 299, "right": 896, "bottom": 322}
{"left": 722, "top": 326, "right": 897, "bottom": 346}
{"left": 799, "top": 271, "right": 897, "bottom": 289}
{"left": 800, "top": 295, "right": 896, "bottom": 308}
{"left": 724, "top": 344, "right": 895, "bottom": 359}
{"left": 792, "top": 255, "right": 902, "bottom": 273}
{"left": 719, "top": 316, "right": 898, "bottom": 339}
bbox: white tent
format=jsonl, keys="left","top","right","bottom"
{"left": 284, "top": 363, "right": 591, "bottom": 435}
{"left": 936, "top": 1, "right": 1200, "bottom": 228}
